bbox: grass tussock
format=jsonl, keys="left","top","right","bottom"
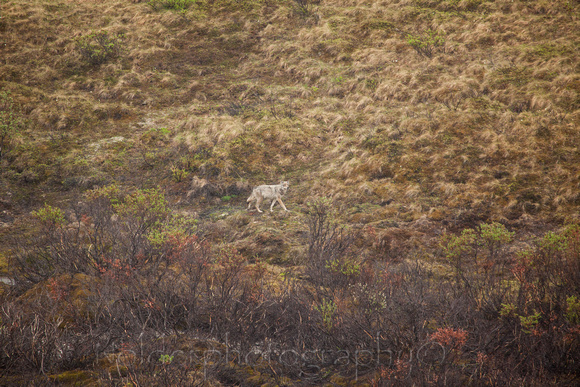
{"left": 2, "top": 1, "right": 578, "bottom": 224}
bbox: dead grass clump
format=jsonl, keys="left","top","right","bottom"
{"left": 187, "top": 175, "right": 222, "bottom": 201}
{"left": 234, "top": 228, "right": 289, "bottom": 262}
{"left": 180, "top": 116, "right": 245, "bottom": 149}
{"left": 371, "top": 227, "right": 419, "bottom": 262}
{"left": 433, "top": 79, "right": 479, "bottom": 110}
{"left": 118, "top": 71, "right": 144, "bottom": 88}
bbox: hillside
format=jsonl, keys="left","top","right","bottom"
{"left": 0, "top": 0, "right": 579, "bottom": 385}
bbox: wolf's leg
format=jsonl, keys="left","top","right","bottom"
{"left": 276, "top": 197, "right": 289, "bottom": 212}
{"left": 270, "top": 198, "right": 278, "bottom": 212}
{"left": 247, "top": 190, "right": 255, "bottom": 210}
{"left": 256, "top": 196, "right": 264, "bottom": 213}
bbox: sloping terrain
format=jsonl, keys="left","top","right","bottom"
{"left": 0, "top": 0, "right": 579, "bottom": 385}
{"left": 1, "top": 0, "right": 578, "bottom": 222}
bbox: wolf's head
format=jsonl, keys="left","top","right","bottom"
{"left": 280, "top": 181, "right": 289, "bottom": 194}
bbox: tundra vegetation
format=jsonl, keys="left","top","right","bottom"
{"left": 0, "top": 0, "right": 579, "bottom": 385}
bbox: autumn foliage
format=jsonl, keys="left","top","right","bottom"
{"left": 1, "top": 189, "right": 579, "bottom": 384}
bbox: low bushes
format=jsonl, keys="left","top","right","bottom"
{"left": 1, "top": 189, "right": 579, "bottom": 384}
{"left": 75, "top": 31, "right": 124, "bottom": 66}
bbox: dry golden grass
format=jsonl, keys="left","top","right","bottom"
{"left": 0, "top": 0, "right": 579, "bottom": 259}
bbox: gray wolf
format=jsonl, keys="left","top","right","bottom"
{"left": 247, "top": 181, "right": 290, "bottom": 213}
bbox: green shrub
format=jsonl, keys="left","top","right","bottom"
{"left": 406, "top": 29, "right": 445, "bottom": 58}
{"left": 325, "top": 257, "right": 360, "bottom": 277}
{"left": 499, "top": 303, "right": 518, "bottom": 319}
{"left": 159, "top": 354, "right": 174, "bottom": 365}
{"left": 440, "top": 227, "right": 477, "bottom": 275}
{"left": 292, "top": 0, "right": 320, "bottom": 19}
{"left": 441, "top": 222, "right": 513, "bottom": 269}
{"left": 75, "top": 31, "right": 124, "bottom": 66}
{"left": 478, "top": 222, "right": 514, "bottom": 260}
{"left": 220, "top": 195, "right": 237, "bottom": 202}
{"left": 565, "top": 296, "right": 580, "bottom": 325}
{"left": 113, "top": 187, "right": 170, "bottom": 230}
{"left": 315, "top": 298, "right": 337, "bottom": 331}
{"left": 365, "top": 78, "right": 378, "bottom": 90}
{"left": 519, "top": 311, "right": 541, "bottom": 334}
{"left": 148, "top": 0, "right": 197, "bottom": 11}
{"left": 84, "top": 183, "right": 122, "bottom": 204}
{"left": 32, "top": 204, "right": 66, "bottom": 229}
{"left": 170, "top": 165, "right": 190, "bottom": 182}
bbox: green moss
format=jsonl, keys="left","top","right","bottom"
{"left": 530, "top": 43, "right": 574, "bottom": 60}
{"left": 328, "top": 17, "right": 348, "bottom": 31}
{"left": 108, "top": 365, "right": 129, "bottom": 377}
{"left": 364, "top": 19, "right": 394, "bottom": 31}
{"left": 491, "top": 66, "right": 532, "bottom": 88}
{"left": 49, "top": 370, "right": 96, "bottom": 385}
{"left": 0, "top": 252, "right": 8, "bottom": 274}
